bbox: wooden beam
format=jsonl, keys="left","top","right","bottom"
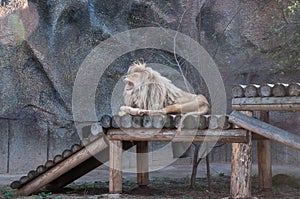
{"left": 232, "top": 96, "right": 300, "bottom": 111}
{"left": 229, "top": 111, "right": 300, "bottom": 150}
{"left": 109, "top": 140, "right": 123, "bottom": 193}
{"left": 230, "top": 132, "right": 253, "bottom": 198}
{"left": 230, "top": 111, "right": 253, "bottom": 199}
{"left": 14, "top": 137, "right": 108, "bottom": 196}
{"left": 257, "top": 111, "right": 272, "bottom": 192}
{"left": 136, "top": 141, "right": 149, "bottom": 186}
{"left": 107, "top": 129, "right": 249, "bottom": 143}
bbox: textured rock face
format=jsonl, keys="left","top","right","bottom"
{"left": 0, "top": 0, "right": 299, "bottom": 173}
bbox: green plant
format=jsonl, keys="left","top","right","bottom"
{"left": 37, "top": 192, "right": 52, "bottom": 199}
{"left": 4, "top": 190, "right": 14, "bottom": 199}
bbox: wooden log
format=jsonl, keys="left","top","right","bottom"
{"left": 53, "top": 155, "right": 63, "bottom": 164}
{"left": 44, "top": 160, "right": 54, "bottom": 169}
{"left": 229, "top": 111, "right": 300, "bottom": 150}
{"left": 132, "top": 116, "right": 143, "bottom": 128}
{"left": 136, "top": 141, "right": 149, "bottom": 186}
{"left": 257, "top": 111, "right": 272, "bottom": 191}
{"left": 71, "top": 144, "right": 82, "bottom": 153}
{"left": 107, "top": 129, "right": 249, "bottom": 143}
{"left": 27, "top": 170, "right": 37, "bottom": 180}
{"left": 272, "top": 83, "right": 287, "bottom": 97}
{"left": 174, "top": 115, "right": 182, "bottom": 129}
{"left": 109, "top": 140, "right": 123, "bottom": 194}
{"left": 20, "top": 176, "right": 29, "bottom": 185}
{"left": 10, "top": 181, "right": 21, "bottom": 189}
{"left": 217, "top": 115, "right": 231, "bottom": 129}
{"left": 91, "top": 123, "right": 103, "bottom": 136}
{"left": 100, "top": 115, "right": 112, "bottom": 128}
{"left": 198, "top": 115, "right": 208, "bottom": 130}
{"left": 143, "top": 115, "right": 152, "bottom": 128}
{"left": 112, "top": 115, "right": 121, "bottom": 128}
{"left": 152, "top": 115, "right": 166, "bottom": 129}
{"left": 120, "top": 114, "right": 132, "bottom": 129}
{"left": 258, "top": 84, "right": 273, "bottom": 97}
{"left": 244, "top": 84, "right": 259, "bottom": 97}
{"left": 36, "top": 165, "right": 46, "bottom": 174}
{"left": 15, "top": 137, "right": 108, "bottom": 196}
{"left": 164, "top": 115, "right": 175, "bottom": 128}
{"left": 232, "top": 96, "right": 300, "bottom": 111}
{"left": 208, "top": 115, "right": 218, "bottom": 129}
{"left": 288, "top": 83, "right": 300, "bottom": 96}
{"left": 182, "top": 114, "right": 199, "bottom": 129}
{"left": 230, "top": 132, "right": 252, "bottom": 198}
{"left": 231, "top": 85, "right": 245, "bottom": 98}
{"left": 62, "top": 150, "right": 73, "bottom": 158}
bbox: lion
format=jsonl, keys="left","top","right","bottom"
{"left": 119, "top": 61, "right": 210, "bottom": 117}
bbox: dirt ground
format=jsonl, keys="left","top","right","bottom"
{"left": 1, "top": 163, "right": 300, "bottom": 199}
{"left": 1, "top": 174, "right": 300, "bottom": 199}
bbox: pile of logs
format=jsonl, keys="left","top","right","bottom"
{"left": 10, "top": 143, "right": 83, "bottom": 189}
{"left": 94, "top": 114, "right": 232, "bottom": 131}
{"left": 232, "top": 83, "right": 299, "bottom": 98}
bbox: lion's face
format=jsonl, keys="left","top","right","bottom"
{"left": 123, "top": 72, "right": 143, "bottom": 92}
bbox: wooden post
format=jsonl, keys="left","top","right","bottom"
{"left": 230, "top": 111, "right": 253, "bottom": 199}
{"left": 136, "top": 141, "right": 149, "bottom": 186}
{"left": 109, "top": 140, "right": 123, "bottom": 193}
{"left": 257, "top": 111, "right": 272, "bottom": 191}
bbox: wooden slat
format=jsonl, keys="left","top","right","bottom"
{"left": 109, "top": 140, "right": 122, "bottom": 194}
{"left": 232, "top": 96, "right": 300, "bottom": 111}
{"left": 107, "top": 129, "right": 249, "bottom": 143}
{"left": 229, "top": 111, "right": 300, "bottom": 150}
{"left": 14, "top": 137, "right": 108, "bottom": 196}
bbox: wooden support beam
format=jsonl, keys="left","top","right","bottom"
{"left": 107, "top": 129, "right": 249, "bottom": 143}
{"left": 109, "top": 140, "right": 123, "bottom": 194}
{"left": 230, "top": 132, "right": 253, "bottom": 198}
{"left": 257, "top": 111, "right": 272, "bottom": 192}
{"left": 229, "top": 111, "right": 300, "bottom": 150}
{"left": 14, "top": 137, "right": 108, "bottom": 196}
{"left": 230, "top": 111, "right": 253, "bottom": 199}
{"left": 232, "top": 96, "right": 300, "bottom": 111}
{"left": 136, "top": 141, "right": 149, "bottom": 186}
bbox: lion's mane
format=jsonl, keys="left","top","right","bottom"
{"left": 124, "top": 62, "right": 188, "bottom": 110}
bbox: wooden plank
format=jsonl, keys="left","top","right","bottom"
{"left": 0, "top": 119, "right": 9, "bottom": 174}
{"left": 257, "top": 111, "right": 272, "bottom": 192}
{"left": 136, "top": 141, "right": 149, "bottom": 186}
{"left": 109, "top": 140, "right": 123, "bottom": 193}
{"left": 232, "top": 96, "right": 300, "bottom": 111}
{"left": 45, "top": 141, "right": 134, "bottom": 191}
{"left": 230, "top": 133, "right": 253, "bottom": 198}
{"left": 107, "top": 129, "right": 249, "bottom": 143}
{"left": 229, "top": 111, "right": 300, "bottom": 150}
{"left": 14, "top": 137, "right": 108, "bottom": 196}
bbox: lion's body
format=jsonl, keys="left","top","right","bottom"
{"left": 120, "top": 61, "right": 209, "bottom": 116}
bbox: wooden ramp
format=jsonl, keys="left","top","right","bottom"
{"left": 11, "top": 136, "right": 135, "bottom": 196}
{"left": 229, "top": 111, "right": 300, "bottom": 150}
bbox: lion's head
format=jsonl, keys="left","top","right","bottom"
{"left": 123, "top": 61, "right": 184, "bottom": 110}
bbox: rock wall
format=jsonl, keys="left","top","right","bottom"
{"left": 0, "top": 0, "right": 299, "bottom": 174}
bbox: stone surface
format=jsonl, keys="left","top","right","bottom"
{"left": 0, "top": 0, "right": 299, "bottom": 174}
